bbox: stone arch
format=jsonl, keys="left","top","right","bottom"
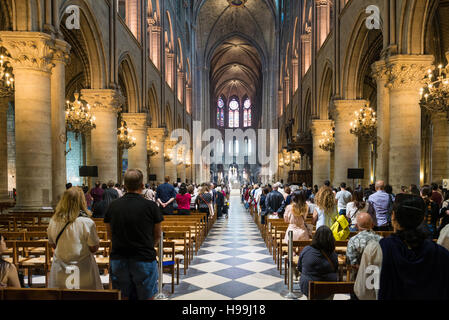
{"left": 318, "top": 60, "right": 333, "bottom": 120}
{"left": 165, "top": 103, "right": 173, "bottom": 132}
{"left": 118, "top": 52, "right": 140, "bottom": 113}
{"left": 0, "top": 0, "right": 13, "bottom": 30}
{"left": 8, "top": 0, "right": 41, "bottom": 31}
{"left": 302, "top": 89, "right": 312, "bottom": 132}
{"left": 59, "top": 0, "right": 108, "bottom": 89}
{"left": 148, "top": 84, "right": 159, "bottom": 128}
{"left": 165, "top": 10, "right": 174, "bottom": 51}
{"left": 342, "top": 10, "right": 384, "bottom": 100}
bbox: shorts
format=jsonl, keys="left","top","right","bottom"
{"left": 110, "top": 259, "right": 158, "bottom": 300}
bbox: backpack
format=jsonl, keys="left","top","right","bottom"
{"left": 330, "top": 214, "right": 350, "bottom": 241}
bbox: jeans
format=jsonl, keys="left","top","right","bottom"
{"left": 110, "top": 259, "right": 158, "bottom": 300}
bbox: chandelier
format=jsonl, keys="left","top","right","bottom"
{"left": 164, "top": 148, "right": 172, "bottom": 162}
{"left": 117, "top": 120, "right": 136, "bottom": 150}
{"left": 292, "top": 151, "right": 301, "bottom": 164}
{"left": 349, "top": 105, "right": 377, "bottom": 142}
{"left": 185, "top": 155, "right": 191, "bottom": 167}
{"left": 65, "top": 93, "right": 96, "bottom": 138}
{"left": 148, "top": 138, "right": 160, "bottom": 157}
{"left": 0, "top": 54, "right": 14, "bottom": 96}
{"left": 420, "top": 57, "right": 449, "bottom": 115}
{"left": 279, "top": 157, "right": 285, "bottom": 168}
{"left": 319, "top": 127, "right": 335, "bottom": 152}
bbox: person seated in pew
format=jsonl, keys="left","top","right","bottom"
{"left": 346, "top": 213, "right": 382, "bottom": 266}
{"left": 47, "top": 187, "right": 102, "bottom": 290}
{"left": 297, "top": 226, "right": 338, "bottom": 299}
{"left": 283, "top": 190, "right": 312, "bottom": 243}
{"left": 355, "top": 194, "right": 449, "bottom": 300}
{"left": 0, "top": 233, "right": 21, "bottom": 288}
{"left": 312, "top": 187, "right": 338, "bottom": 229}
{"left": 437, "top": 224, "right": 449, "bottom": 251}
{"left": 176, "top": 183, "right": 192, "bottom": 215}
{"left": 346, "top": 189, "right": 368, "bottom": 232}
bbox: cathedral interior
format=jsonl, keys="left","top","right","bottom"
{"left": 0, "top": 0, "right": 449, "bottom": 302}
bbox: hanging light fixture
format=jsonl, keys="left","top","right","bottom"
{"left": 349, "top": 104, "right": 377, "bottom": 142}
{"left": 117, "top": 120, "right": 136, "bottom": 150}
{"left": 164, "top": 147, "right": 173, "bottom": 162}
{"left": 0, "top": 54, "right": 14, "bottom": 96}
{"left": 65, "top": 93, "right": 96, "bottom": 138}
{"left": 319, "top": 127, "right": 335, "bottom": 152}
{"left": 279, "top": 156, "right": 285, "bottom": 168}
{"left": 148, "top": 138, "right": 160, "bottom": 157}
{"left": 292, "top": 151, "right": 301, "bottom": 164}
{"left": 420, "top": 54, "right": 449, "bottom": 117}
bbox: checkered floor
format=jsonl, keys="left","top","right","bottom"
{"left": 169, "top": 194, "right": 294, "bottom": 300}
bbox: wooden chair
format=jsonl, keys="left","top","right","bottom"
{"left": 308, "top": 281, "right": 355, "bottom": 300}
{"left": 12, "top": 240, "right": 51, "bottom": 287}
{"left": 95, "top": 241, "right": 111, "bottom": 288}
{"left": 163, "top": 231, "right": 189, "bottom": 275}
{"left": 155, "top": 241, "right": 177, "bottom": 294}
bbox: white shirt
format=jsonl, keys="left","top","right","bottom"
{"left": 336, "top": 190, "right": 352, "bottom": 211}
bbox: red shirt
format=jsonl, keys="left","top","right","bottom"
{"left": 176, "top": 193, "right": 192, "bottom": 210}
{"left": 431, "top": 191, "right": 443, "bottom": 207}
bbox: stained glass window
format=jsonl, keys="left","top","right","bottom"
{"left": 217, "top": 98, "right": 225, "bottom": 127}
{"left": 229, "top": 99, "right": 239, "bottom": 128}
{"left": 243, "top": 98, "right": 251, "bottom": 127}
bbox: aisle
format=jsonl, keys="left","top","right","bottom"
{"left": 170, "top": 193, "right": 288, "bottom": 300}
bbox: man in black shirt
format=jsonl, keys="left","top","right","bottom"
{"left": 105, "top": 169, "right": 164, "bottom": 300}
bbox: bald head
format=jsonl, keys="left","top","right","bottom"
{"left": 356, "top": 212, "right": 374, "bottom": 231}
{"left": 125, "top": 169, "right": 144, "bottom": 192}
{"left": 375, "top": 180, "right": 385, "bottom": 191}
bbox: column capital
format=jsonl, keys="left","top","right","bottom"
{"left": 148, "top": 127, "right": 167, "bottom": 140}
{"left": 80, "top": 89, "right": 125, "bottom": 114}
{"left": 371, "top": 60, "right": 388, "bottom": 82}
{"left": 331, "top": 99, "right": 368, "bottom": 121}
{"left": 0, "top": 31, "right": 55, "bottom": 73}
{"left": 385, "top": 54, "right": 434, "bottom": 90}
{"left": 311, "top": 119, "right": 333, "bottom": 136}
{"left": 52, "top": 38, "right": 71, "bottom": 65}
{"left": 315, "top": 0, "right": 330, "bottom": 6}
{"left": 122, "top": 113, "right": 149, "bottom": 130}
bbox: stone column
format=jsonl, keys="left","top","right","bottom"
{"left": 148, "top": 128, "right": 166, "bottom": 184}
{"left": 372, "top": 60, "right": 390, "bottom": 183}
{"left": 122, "top": 113, "right": 149, "bottom": 183}
{"left": 51, "top": 39, "right": 71, "bottom": 205}
{"left": 332, "top": 100, "right": 367, "bottom": 186}
{"left": 150, "top": 25, "right": 161, "bottom": 69}
{"left": 166, "top": 52, "right": 174, "bottom": 88}
{"left": 177, "top": 71, "right": 184, "bottom": 103}
{"left": 0, "top": 32, "right": 55, "bottom": 210}
{"left": 177, "top": 163, "right": 186, "bottom": 183}
{"left": 301, "top": 33, "right": 311, "bottom": 76}
{"left": 316, "top": 0, "right": 330, "bottom": 48}
{"left": 292, "top": 58, "right": 299, "bottom": 92}
{"left": 311, "top": 120, "right": 332, "bottom": 186}
{"left": 386, "top": 55, "right": 434, "bottom": 191}
{"left": 284, "top": 77, "right": 290, "bottom": 106}
{"left": 0, "top": 96, "right": 11, "bottom": 201}
{"left": 431, "top": 112, "right": 449, "bottom": 184}
{"left": 81, "top": 89, "right": 124, "bottom": 184}
{"left": 164, "top": 139, "right": 177, "bottom": 183}
{"left": 358, "top": 136, "right": 372, "bottom": 188}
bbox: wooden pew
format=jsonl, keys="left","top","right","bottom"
{"left": 0, "top": 288, "right": 121, "bottom": 300}
{"left": 308, "top": 281, "right": 355, "bottom": 300}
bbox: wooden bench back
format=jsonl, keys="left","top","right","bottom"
{"left": 0, "top": 288, "right": 121, "bottom": 300}
{"left": 308, "top": 281, "right": 355, "bottom": 300}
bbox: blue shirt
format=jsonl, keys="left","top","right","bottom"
{"left": 156, "top": 183, "right": 177, "bottom": 203}
{"left": 368, "top": 191, "right": 392, "bottom": 227}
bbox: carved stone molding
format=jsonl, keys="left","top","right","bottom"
{"left": 0, "top": 31, "right": 55, "bottom": 73}
{"left": 122, "top": 113, "right": 149, "bottom": 130}
{"left": 371, "top": 60, "right": 388, "bottom": 83}
{"left": 331, "top": 100, "right": 368, "bottom": 122}
{"left": 148, "top": 127, "right": 167, "bottom": 141}
{"left": 385, "top": 55, "right": 434, "bottom": 90}
{"left": 52, "top": 39, "right": 71, "bottom": 65}
{"left": 80, "top": 89, "right": 125, "bottom": 115}
{"left": 311, "top": 119, "right": 333, "bottom": 136}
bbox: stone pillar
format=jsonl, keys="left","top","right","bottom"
{"left": 150, "top": 25, "right": 161, "bottom": 69}
{"left": 51, "top": 39, "right": 71, "bottom": 205}
{"left": 284, "top": 77, "right": 290, "bottom": 106}
{"left": 0, "top": 96, "right": 11, "bottom": 201}
{"left": 316, "top": 0, "right": 330, "bottom": 48}
{"left": 301, "top": 33, "right": 311, "bottom": 76}
{"left": 186, "top": 85, "right": 192, "bottom": 114}
{"left": 431, "top": 112, "right": 449, "bottom": 184}
{"left": 332, "top": 100, "right": 367, "bottom": 186}
{"left": 177, "top": 71, "right": 184, "bottom": 103}
{"left": 1, "top": 32, "right": 55, "bottom": 210}
{"left": 278, "top": 90, "right": 283, "bottom": 116}
{"left": 166, "top": 52, "right": 174, "bottom": 88}
{"left": 292, "top": 58, "right": 299, "bottom": 92}
{"left": 386, "top": 55, "right": 434, "bottom": 191}
{"left": 311, "top": 120, "right": 332, "bottom": 186}
{"left": 358, "top": 137, "right": 371, "bottom": 188}
{"left": 164, "top": 139, "right": 177, "bottom": 183}
{"left": 372, "top": 60, "right": 390, "bottom": 183}
{"left": 81, "top": 89, "right": 124, "bottom": 184}
{"left": 177, "top": 163, "right": 186, "bottom": 183}
{"left": 148, "top": 127, "right": 166, "bottom": 184}
{"left": 122, "top": 113, "right": 149, "bottom": 183}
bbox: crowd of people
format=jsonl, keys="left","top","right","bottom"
{"left": 241, "top": 180, "right": 449, "bottom": 299}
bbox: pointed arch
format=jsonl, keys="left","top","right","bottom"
{"left": 148, "top": 84, "right": 159, "bottom": 128}
{"left": 318, "top": 60, "right": 333, "bottom": 120}
{"left": 118, "top": 52, "right": 140, "bottom": 113}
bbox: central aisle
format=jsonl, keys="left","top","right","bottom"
{"left": 171, "top": 192, "right": 290, "bottom": 300}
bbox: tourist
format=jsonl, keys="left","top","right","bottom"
{"left": 438, "top": 190, "right": 449, "bottom": 235}
{"left": 367, "top": 181, "right": 392, "bottom": 231}
{"left": 114, "top": 183, "right": 124, "bottom": 198}
{"left": 355, "top": 194, "right": 449, "bottom": 300}
{"left": 143, "top": 184, "right": 156, "bottom": 202}
{"left": 410, "top": 184, "right": 420, "bottom": 196}
{"left": 312, "top": 186, "right": 337, "bottom": 229}
{"left": 188, "top": 185, "right": 197, "bottom": 210}
{"left": 90, "top": 181, "right": 104, "bottom": 207}
{"left": 105, "top": 169, "right": 163, "bottom": 300}
{"left": 265, "top": 182, "right": 285, "bottom": 218}
{"left": 83, "top": 185, "right": 93, "bottom": 211}
{"left": 196, "top": 185, "right": 214, "bottom": 218}
{"left": 283, "top": 190, "right": 311, "bottom": 243}
{"left": 346, "top": 213, "right": 381, "bottom": 266}
{"left": 335, "top": 182, "right": 352, "bottom": 216}
{"left": 431, "top": 182, "right": 443, "bottom": 207}
{"left": 156, "top": 176, "right": 177, "bottom": 215}
{"left": 215, "top": 186, "right": 225, "bottom": 218}
{"left": 65, "top": 183, "right": 72, "bottom": 190}
{"left": 297, "top": 226, "right": 338, "bottom": 299}
{"left": 176, "top": 183, "right": 192, "bottom": 215}
{"left": 421, "top": 185, "right": 440, "bottom": 239}
{"left": 47, "top": 187, "right": 102, "bottom": 290}
{"left": 438, "top": 224, "right": 449, "bottom": 251}
{"left": 259, "top": 187, "right": 269, "bottom": 224}
{"left": 277, "top": 186, "right": 292, "bottom": 217}
{"left": 346, "top": 189, "right": 368, "bottom": 231}
{"left": 0, "top": 233, "right": 21, "bottom": 288}
{"left": 400, "top": 186, "right": 408, "bottom": 194}
{"left": 105, "top": 180, "right": 119, "bottom": 204}
{"left": 324, "top": 180, "right": 331, "bottom": 188}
